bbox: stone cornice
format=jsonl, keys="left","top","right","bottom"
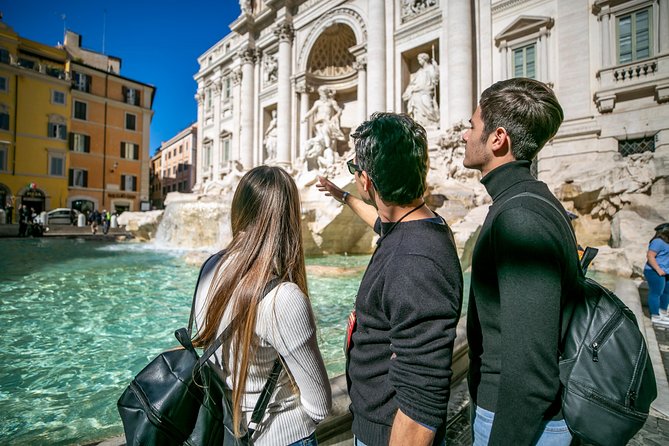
{"left": 491, "top": 0, "right": 532, "bottom": 15}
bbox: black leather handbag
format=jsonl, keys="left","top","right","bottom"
{"left": 117, "top": 252, "right": 282, "bottom": 445}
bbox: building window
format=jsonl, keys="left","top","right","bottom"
{"left": 17, "top": 58, "right": 36, "bottom": 70}
{"left": 73, "top": 100, "right": 87, "bottom": 120}
{"left": 221, "top": 137, "right": 231, "bottom": 164}
{"left": 618, "top": 135, "right": 655, "bottom": 157}
{"left": 495, "top": 16, "right": 553, "bottom": 83}
{"left": 70, "top": 133, "right": 90, "bottom": 153}
{"left": 69, "top": 168, "right": 88, "bottom": 187}
{"left": 121, "top": 142, "right": 139, "bottom": 160}
{"left": 0, "top": 144, "right": 7, "bottom": 171}
{"left": 121, "top": 175, "right": 137, "bottom": 191}
{"left": 52, "top": 90, "right": 65, "bottom": 105}
{"left": 203, "top": 142, "right": 212, "bottom": 167}
{"left": 48, "top": 122, "right": 67, "bottom": 140}
{"left": 617, "top": 7, "right": 652, "bottom": 64}
{"left": 123, "top": 86, "right": 140, "bottom": 106}
{"left": 73, "top": 71, "right": 91, "bottom": 92}
{"left": 0, "top": 76, "right": 7, "bottom": 93}
{"left": 205, "top": 88, "right": 212, "bottom": 111}
{"left": 125, "top": 113, "right": 137, "bottom": 131}
{"left": 49, "top": 153, "right": 65, "bottom": 176}
{"left": 0, "top": 48, "right": 9, "bottom": 64}
{"left": 224, "top": 77, "right": 231, "bottom": 100}
{"left": 513, "top": 43, "right": 536, "bottom": 79}
{"left": 0, "top": 110, "right": 9, "bottom": 131}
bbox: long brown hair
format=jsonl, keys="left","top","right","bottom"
{"left": 193, "top": 165, "right": 308, "bottom": 435}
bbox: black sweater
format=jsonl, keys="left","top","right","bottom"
{"left": 349, "top": 216, "right": 463, "bottom": 446}
{"left": 467, "top": 161, "right": 580, "bottom": 445}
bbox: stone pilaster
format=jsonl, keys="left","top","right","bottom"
{"left": 274, "top": 22, "right": 294, "bottom": 167}
{"left": 295, "top": 80, "right": 311, "bottom": 159}
{"left": 238, "top": 48, "right": 256, "bottom": 169}
{"left": 447, "top": 0, "right": 474, "bottom": 125}
{"left": 367, "top": 0, "right": 386, "bottom": 114}
{"left": 353, "top": 56, "right": 367, "bottom": 124}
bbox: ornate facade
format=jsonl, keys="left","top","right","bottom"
{"left": 194, "top": 0, "right": 669, "bottom": 191}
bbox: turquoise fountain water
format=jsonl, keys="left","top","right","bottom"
{"left": 0, "top": 239, "right": 369, "bottom": 445}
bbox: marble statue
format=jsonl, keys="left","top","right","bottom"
{"left": 263, "top": 110, "right": 278, "bottom": 161}
{"left": 263, "top": 54, "right": 277, "bottom": 84}
{"left": 302, "top": 135, "right": 335, "bottom": 171}
{"left": 240, "top": 0, "right": 253, "bottom": 14}
{"left": 402, "top": 52, "right": 440, "bottom": 128}
{"left": 302, "top": 85, "right": 346, "bottom": 154}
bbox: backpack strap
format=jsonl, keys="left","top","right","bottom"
{"left": 502, "top": 192, "right": 584, "bottom": 349}
{"left": 187, "top": 250, "right": 226, "bottom": 337}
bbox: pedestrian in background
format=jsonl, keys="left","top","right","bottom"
{"left": 644, "top": 223, "right": 669, "bottom": 327}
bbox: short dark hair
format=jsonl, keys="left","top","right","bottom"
{"left": 479, "top": 78, "right": 564, "bottom": 161}
{"left": 351, "top": 112, "right": 428, "bottom": 205}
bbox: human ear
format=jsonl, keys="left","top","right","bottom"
{"left": 491, "top": 127, "right": 510, "bottom": 154}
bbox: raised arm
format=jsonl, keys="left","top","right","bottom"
{"left": 316, "top": 176, "right": 377, "bottom": 228}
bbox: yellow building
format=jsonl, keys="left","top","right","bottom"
{"left": 0, "top": 21, "right": 71, "bottom": 222}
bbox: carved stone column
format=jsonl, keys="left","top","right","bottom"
{"left": 231, "top": 68, "right": 242, "bottom": 163}
{"left": 275, "top": 22, "right": 294, "bottom": 168}
{"left": 238, "top": 48, "right": 256, "bottom": 169}
{"left": 368, "top": 0, "right": 387, "bottom": 114}
{"left": 354, "top": 57, "right": 367, "bottom": 124}
{"left": 211, "top": 76, "right": 222, "bottom": 177}
{"left": 447, "top": 0, "right": 473, "bottom": 125}
{"left": 295, "top": 80, "right": 311, "bottom": 159}
{"left": 194, "top": 88, "right": 205, "bottom": 185}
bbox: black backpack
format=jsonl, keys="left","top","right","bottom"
{"left": 117, "top": 252, "right": 283, "bottom": 445}
{"left": 511, "top": 193, "right": 657, "bottom": 446}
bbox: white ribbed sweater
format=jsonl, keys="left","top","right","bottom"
{"left": 193, "top": 258, "right": 332, "bottom": 445}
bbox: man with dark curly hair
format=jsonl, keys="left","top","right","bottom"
{"left": 317, "top": 112, "right": 463, "bottom": 446}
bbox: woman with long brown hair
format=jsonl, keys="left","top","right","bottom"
{"left": 193, "top": 166, "right": 331, "bottom": 445}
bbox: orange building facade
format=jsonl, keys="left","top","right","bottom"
{"left": 65, "top": 31, "right": 155, "bottom": 214}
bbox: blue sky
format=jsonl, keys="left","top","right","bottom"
{"left": 1, "top": 0, "right": 241, "bottom": 154}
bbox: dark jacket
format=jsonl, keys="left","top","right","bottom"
{"left": 349, "top": 216, "right": 463, "bottom": 446}
{"left": 467, "top": 160, "right": 580, "bottom": 445}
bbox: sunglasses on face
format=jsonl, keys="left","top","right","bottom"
{"left": 347, "top": 159, "right": 362, "bottom": 175}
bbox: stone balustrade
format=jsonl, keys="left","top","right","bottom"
{"left": 595, "top": 53, "right": 669, "bottom": 112}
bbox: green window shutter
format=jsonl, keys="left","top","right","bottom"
{"left": 134, "top": 144, "right": 139, "bottom": 160}
{"left": 68, "top": 169, "right": 73, "bottom": 186}
{"left": 85, "top": 135, "right": 90, "bottom": 153}
{"left": 120, "top": 142, "right": 126, "bottom": 158}
{"left": 635, "top": 9, "right": 650, "bottom": 59}
{"left": 83, "top": 170, "right": 88, "bottom": 187}
{"left": 132, "top": 176, "right": 137, "bottom": 191}
{"left": 526, "top": 44, "right": 536, "bottom": 79}
{"left": 69, "top": 133, "right": 74, "bottom": 151}
{"left": 121, "top": 175, "right": 126, "bottom": 191}
{"left": 619, "top": 15, "right": 633, "bottom": 63}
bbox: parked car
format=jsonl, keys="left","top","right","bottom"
{"left": 46, "top": 208, "right": 80, "bottom": 225}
